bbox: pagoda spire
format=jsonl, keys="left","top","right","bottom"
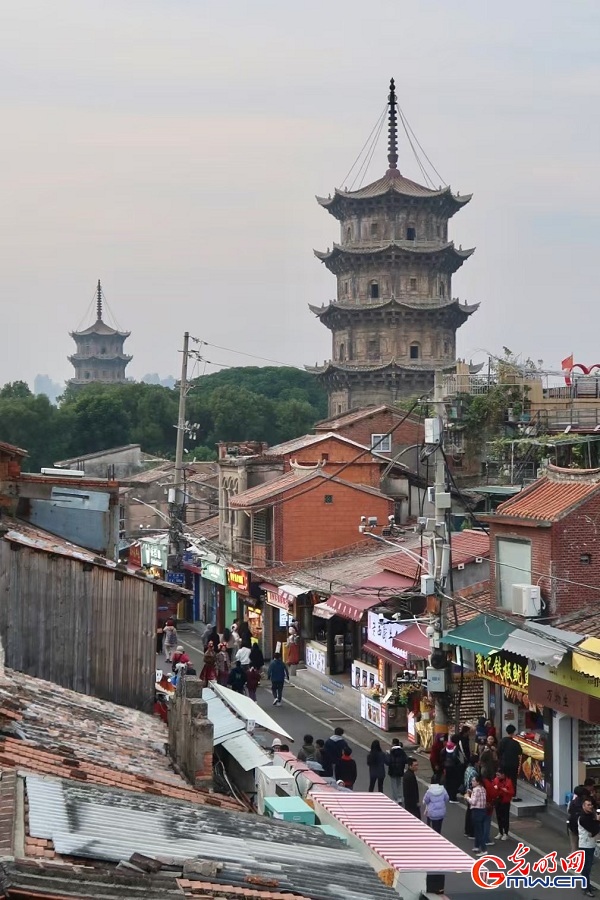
{"left": 96, "top": 279, "right": 102, "bottom": 321}
{"left": 387, "top": 77, "right": 399, "bottom": 175}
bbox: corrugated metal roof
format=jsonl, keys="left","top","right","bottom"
{"left": 310, "top": 790, "right": 474, "bottom": 873}
{"left": 494, "top": 470, "right": 600, "bottom": 522}
{"left": 220, "top": 732, "right": 270, "bottom": 771}
{"left": 202, "top": 688, "right": 246, "bottom": 745}
{"left": 25, "top": 775, "right": 397, "bottom": 900}
{"left": 381, "top": 530, "right": 489, "bottom": 578}
{"left": 210, "top": 684, "right": 293, "bottom": 741}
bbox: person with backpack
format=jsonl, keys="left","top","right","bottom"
{"left": 440, "top": 736, "right": 463, "bottom": 802}
{"left": 324, "top": 727, "right": 350, "bottom": 780}
{"left": 227, "top": 660, "right": 247, "bottom": 693}
{"left": 388, "top": 738, "right": 408, "bottom": 804}
{"left": 423, "top": 774, "right": 450, "bottom": 834}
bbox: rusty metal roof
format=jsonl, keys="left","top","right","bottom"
{"left": 494, "top": 469, "right": 600, "bottom": 522}
{"left": 380, "top": 530, "right": 489, "bottom": 578}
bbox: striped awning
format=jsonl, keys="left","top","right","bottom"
{"left": 310, "top": 791, "right": 474, "bottom": 873}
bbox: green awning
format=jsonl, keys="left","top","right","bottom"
{"left": 443, "top": 614, "right": 517, "bottom": 657}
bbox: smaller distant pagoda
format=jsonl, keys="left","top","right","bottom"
{"left": 68, "top": 280, "right": 132, "bottom": 386}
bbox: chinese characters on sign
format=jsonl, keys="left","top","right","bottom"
{"left": 475, "top": 651, "right": 529, "bottom": 702}
{"left": 226, "top": 568, "right": 249, "bottom": 593}
{"left": 367, "top": 611, "right": 408, "bottom": 657}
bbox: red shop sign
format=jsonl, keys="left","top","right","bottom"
{"left": 129, "top": 543, "right": 142, "bottom": 569}
{"left": 227, "top": 568, "right": 249, "bottom": 593}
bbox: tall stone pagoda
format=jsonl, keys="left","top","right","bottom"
{"left": 68, "top": 280, "right": 132, "bottom": 386}
{"left": 309, "top": 79, "right": 479, "bottom": 416}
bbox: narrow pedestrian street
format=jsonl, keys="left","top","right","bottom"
{"left": 162, "top": 633, "right": 586, "bottom": 899}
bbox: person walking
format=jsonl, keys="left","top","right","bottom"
{"left": 367, "top": 740, "right": 389, "bottom": 793}
{"left": 337, "top": 747, "right": 357, "bottom": 790}
{"left": 314, "top": 739, "right": 333, "bottom": 777}
{"left": 162, "top": 619, "right": 178, "bottom": 662}
{"left": 578, "top": 796, "right": 600, "bottom": 896}
{"left": 388, "top": 738, "right": 408, "bottom": 804}
{"left": 235, "top": 644, "right": 251, "bottom": 670}
{"left": 227, "top": 660, "right": 247, "bottom": 693}
{"left": 463, "top": 754, "right": 480, "bottom": 838}
{"left": 200, "top": 641, "right": 218, "bottom": 686}
{"left": 441, "top": 736, "right": 463, "bottom": 802}
{"left": 249, "top": 642, "right": 264, "bottom": 670}
{"left": 568, "top": 786, "right": 588, "bottom": 853}
{"left": 458, "top": 725, "right": 472, "bottom": 768}
{"left": 171, "top": 645, "right": 190, "bottom": 672}
{"left": 498, "top": 725, "right": 521, "bottom": 798}
{"left": 429, "top": 735, "right": 445, "bottom": 777}
{"left": 245, "top": 665, "right": 261, "bottom": 700}
{"left": 479, "top": 734, "right": 499, "bottom": 781}
{"left": 267, "top": 652, "right": 289, "bottom": 706}
{"left": 403, "top": 758, "right": 421, "bottom": 819}
{"left": 216, "top": 643, "right": 230, "bottom": 685}
{"left": 493, "top": 767, "right": 515, "bottom": 841}
{"left": 297, "top": 734, "right": 316, "bottom": 762}
{"left": 228, "top": 623, "right": 241, "bottom": 661}
{"left": 204, "top": 625, "right": 221, "bottom": 653}
{"left": 475, "top": 716, "right": 488, "bottom": 750}
{"left": 324, "top": 727, "right": 351, "bottom": 780}
{"left": 423, "top": 775, "right": 449, "bottom": 834}
{"left": 466, "top": 773, "right": 488, "bottom": 856}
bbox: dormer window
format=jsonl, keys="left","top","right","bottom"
{"left": 370, "top": 281, "right": 379, "bottom": 299}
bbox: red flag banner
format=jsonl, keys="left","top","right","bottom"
{"left": 561, "top": 354, "right": 574, "bottom": 386}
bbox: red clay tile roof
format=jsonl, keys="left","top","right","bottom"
{"left": 493, "top": 468, "right": 600, "bottom": 522}
{"left": 0, "top": 439, "right": 28, "bottom": 458}
{"left": 452, "top": 583, "right": 493, "bottom": 624}
{"left": 380, "top": 530, "right": 489, "bottom": 578}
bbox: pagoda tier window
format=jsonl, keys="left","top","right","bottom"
{"left": 339, "top": 343, "right": 346, "bottom": 362}
{"left": 406, "top": 227, "right": 416, "bottom": 241}
{"left": 370, "top": 281, "right": 379, "bottom": 299}
{"left": 409, "top": 277, "right": 417, "bottom": 292}
{"left": 440, "top": 279, "right": 446, "bottom": 298}
{"left": 410, "top": 343, "right": 420, "bottom": 360}
{"left": 370, "top": 222, "right": 379, "bottom": 239}
{"left": 367, "top": 338, "right": 380, "bottom": 360}
{"left": 346, "top": 227, "right": 352, "bottom": 242}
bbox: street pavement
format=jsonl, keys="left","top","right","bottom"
{"left": 162, "top": 631, "right": 588, "bottom": 898}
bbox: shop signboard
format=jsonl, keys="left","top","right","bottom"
{"left": 367, "top": 612, "right": 409, "bottom": 658}
{"left": 265, "top": 589, "right": 290, "bottom": 611}
{"left": 227, "top": 568, "right": 249, "bottom": 593}
{"left": 361, "top": 693, "right": 382, "bottom": 728}
{"left": 141, "top": 539, "right": 168, "bottom": 570}
{"left": 529, "top": 657, "right": 600, "bottom": 699}
{"left": 306, "top": 642, "right": 326, "bottom": 674}
{"left": 201, "top": 562, "right": 227, "bottom": 585}
{"left": 352, "top": 660, "right": 380, "bottom": 690}
{"left": 166, "top": 571, "right": 185, "bottom": 585}
{"left": 474, "top": 651, "right": 529, "bottom": 704}
{"left": 128, "top": 543, "right": 142, "bottom": 569}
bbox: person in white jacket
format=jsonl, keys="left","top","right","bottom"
{"left": 423, "top": 775, "right": 450, "bottom": 834}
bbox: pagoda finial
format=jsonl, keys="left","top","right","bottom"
{"left": 96, "top": 279, "right": 102, "bottom": 320}
{"left": 387, "top": 77, "right": 399, "bottom": 174}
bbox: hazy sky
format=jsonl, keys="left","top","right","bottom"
{"left": 2, "top": 0, "right": 599, "bottom": 388}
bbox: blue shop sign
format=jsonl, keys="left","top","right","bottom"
{"left": 167, "top": 571, "right": 185, "bottom": 585}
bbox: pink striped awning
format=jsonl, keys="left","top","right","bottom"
{"left": 310, "top": 791, "right": 474, "bottom": 873}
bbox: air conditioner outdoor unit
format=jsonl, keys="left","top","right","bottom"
{"left": 512, "top": 583, "right": 541, "bottom": 618}
{"left": 255, "top": 765, "right": 298, "bottom": 814}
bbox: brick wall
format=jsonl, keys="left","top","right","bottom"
{"left": 168, "top": 677, "right": 214, "bottom": 790}
{"left": 280, "top": 437, "right": 382, "bottom": 488}
{"left": 490, "top": 495, "right": 600, "bottom": 617}
{"left": 278, "top": 480, "right": 393, "bottom": 563}
{"left": 552, "top": 495, "right": 600, "bottom": 616}
{"left": 316, "top": 410, "right": 424, "bottom": 451}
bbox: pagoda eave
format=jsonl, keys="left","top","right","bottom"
{"left": 314, "top": 242, "right": 475, "bottom": 276}
{"left": 315, "top": 176, "right": 472, "bottom": 221}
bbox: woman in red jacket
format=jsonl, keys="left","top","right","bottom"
{"left": 492, "top": 767, "right": 515, "bottom": 840}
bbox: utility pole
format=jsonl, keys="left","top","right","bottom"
{"left": 170, "top": 331, "right": 190, "bottom": 563}
{"left": 425, "top": 369, "right": 452, "bottom": 741}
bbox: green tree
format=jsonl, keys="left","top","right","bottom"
{"left": 0, "top": 381, "right": 32, "bottom": 399}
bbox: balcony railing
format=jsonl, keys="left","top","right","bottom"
{"left": 231, "top": 537, "right": 275, "bottom": 568}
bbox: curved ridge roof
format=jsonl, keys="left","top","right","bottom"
{"left": 317, "top": 170, "right": 471, "bottom": 208}
{"left": 308, "top": 296, "right": 479, "bottom": 318}
{"left": 71, "top": 319, "right": 130, "bottom": 338}
{"left": 314, "top": 240, "right": 475, "bottom": 263}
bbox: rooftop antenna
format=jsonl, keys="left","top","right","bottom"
{"left": 387, "top": 77, "right": 399, "bottom": 175}
{"left": 96, "top": 279, "right": 103, "bottom": 321}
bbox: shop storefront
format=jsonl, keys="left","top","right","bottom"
{"left": 200, "top": 561, "right": 227, "bottom": 628}
{"left": 529, "top": 653, "right": 600, "bottom": 805}
{"left": 307, "top": 599, "right": 356, "bottom": 676}
{"left": 226, "top": 567, "right": 247, "bottom": 631}
{"left": 260, "top": 582, "right": 309, "bottom": 661}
